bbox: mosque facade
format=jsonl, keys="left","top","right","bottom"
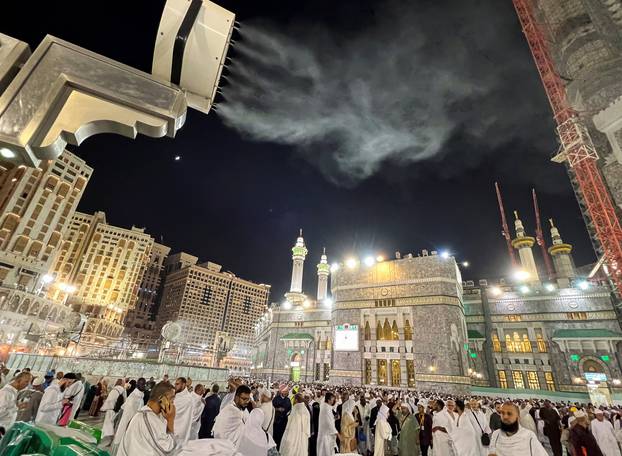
{"left": 252, "top": 218, "right": 622, "bottom": 397}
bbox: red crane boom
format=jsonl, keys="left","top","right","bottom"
{"left": 495, "top": 182, "right": 518, "bottom": 268}
{"left": 532, "top": 188, "right": 554, "bottom": 279}
{"left": 512, "top": 0, "right": 622, "bottom": 295}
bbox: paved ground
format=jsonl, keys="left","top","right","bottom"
{"left": 73, "top": 412, "right": 104, "bottom": 428}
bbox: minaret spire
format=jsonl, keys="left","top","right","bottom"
{"left": 317, "top": 247, "right": 330, "bottom": 301}
{"left": 511, "top": 211, "right": 540, "bottom": 282}
{"left": 289, "top": 229, "right": 308, "bottom": 293}
{"left": 548, "top": 219, "right": 575, "bottom": 286}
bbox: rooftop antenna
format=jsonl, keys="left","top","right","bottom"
{"left": 495, "top": 182, "right": 518, "bottom": 268}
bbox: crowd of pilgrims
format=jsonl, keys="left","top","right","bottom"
{"left": 2, "top": 368, "right": 622, "bottom": 456}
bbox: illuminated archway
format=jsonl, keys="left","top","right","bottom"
{"left": 290, "top": 352, "right": 302, "bottom": 382}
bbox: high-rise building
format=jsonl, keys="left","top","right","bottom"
{"left": 156, "top": 253, "right": 270, "bottom": 374}
{"left": 0, "top": 150, "right": 92, "bottom": 291}
{"left": 0, "top": 150, "right": 92, "bottom": 356}
{"left": 49, "top": 211, "right": 154, "bottom": 349}
{"left": 534, "top": 1, "right": 622, "bottom": 256}
{"left": 124, "top": 242, "right": 170, "bottom": 344}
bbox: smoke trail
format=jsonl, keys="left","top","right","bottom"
{"left": 218, "top": 0, "right": 554, "bottom": 186}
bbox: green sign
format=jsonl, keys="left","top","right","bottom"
{"left": 336, "top": 324, "right": 358, "bottom": 330}
{"left": 470, "top": 353, "right": 478, "bottom": 358}
{"left": 570, "top": 354, "right": 580, "bottom": 362}
{"left": 601, "top": 355, "right": 610, "bottom": 362}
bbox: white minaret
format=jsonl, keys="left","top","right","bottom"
{"left": 289, "top": 229, "right": 308, "bottom": 293}
{"left": 317, "top": 248, "right": 330, "bottom": 301}
{"left": 548, "top": 219, "right": 575, "bottom": 286}
{"left": 511, "top": 211, "right": 540, "bottom": 282}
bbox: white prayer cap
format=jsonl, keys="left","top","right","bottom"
{"left": 364, "top": 393, "right": 370, "bottom": 399}
{"left": 595, "top": 409, "right": 604, "bottom": 415}
{"left": 259, "top": 388, "right": 272, "bottom": 399}
{"left": 574, "top": 410, "right": 587, "bottom": 418}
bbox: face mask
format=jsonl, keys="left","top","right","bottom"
{"left": 500, "top": 420, "right": 519, "bottom": 433}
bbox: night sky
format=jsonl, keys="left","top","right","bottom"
{"left": 1, "top": 0, "right": 596, "bottom": 300}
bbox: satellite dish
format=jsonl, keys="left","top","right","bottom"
{"left": 161, "top": 321, "right": 182, "bottom": 342}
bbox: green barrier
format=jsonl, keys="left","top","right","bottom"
{"left": 67, "top": 421, "right": 102, "bottom": 443}
{"left": 0, "top": 422, "right": 54, "bottom": 456}
{"left": 0, "top": 422, "right": 108, "bottom": 456}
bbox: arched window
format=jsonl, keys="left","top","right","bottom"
{"left": 513, "top": 332, "right": 523, "bottom": 352}
{"left": 522, "top": 334, "right": 532, "bottom": 353}
{"left": 364, "top": 321, "right": 371, "bottom": 340}
{"left": 383, "top": 319, "right": 392, "bottom": 341}
{"left": 536, "top": 330, "right": 547, "bottom": 353}
{"left": 391, "top": 320, "right": 399, "bottom": 340}
{"left": 492, "top": 331, "right": 501, "bottom": 352}
{"left": 404, "top": 319, "right": 413, "bottom": 340}
{"left": 505, "top": 334, "right": 514, "bottom": 352}
{"left": 377, "top": 321, "right": 384, "bottom": 340}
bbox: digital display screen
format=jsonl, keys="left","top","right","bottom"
{"left": 584, "top": 372, "right": 607, "bottom": 382}
{"left": 334, "top": 324, "right": 359, "bottom": 351}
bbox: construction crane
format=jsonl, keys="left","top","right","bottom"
{"left": 495, "top": 182, "right": 518, "bottom": 268}
{"left": 512, "top": 0, "right": 622, "bottom": 297}
{"left": 532, "top": 188, "right": 554, "bottom": 279}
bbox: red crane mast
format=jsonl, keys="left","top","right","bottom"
{"left": 512, "top": 0, "right": 622, "bottom": 296}
{"left": 532, "top": 188, "right": 554, "bottom": 280}
{"left": 495, "top": 182, "right": 518, "bottom": 268}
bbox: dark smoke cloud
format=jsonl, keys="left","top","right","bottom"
{"left": 218, "top": 0, "right": 559, "bottom": 188}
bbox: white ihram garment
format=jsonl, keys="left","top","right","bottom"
{"left": 113, "top": 388, "right": 145, "bottom": 448}
{"left": 592, "top": 418, "right": 622, "bottom": 456}
{"left": 280, "top": 402, "right": 311, "bottom": 456}
{"left": 173, "top": 388, "right": 194, "bottom": 446}
{"left": 433, "top": 408, "right": 456, "bottom": 456}
{"left": 467, "top": 409, "right": 491, "bottom": 456}
{"left": 488, "top": 426, "right": 549, "bottom": 456}
{"left": 117, "top": 406, "right": 176, "bottom": 456}
{"left": 373, "top": 405, "right": 392, "bottom": 456}
{"left": 450, "top": 413, "right": 478, "bottom": 456}
{"left": 0, "top": 384, "right": 19, "bottom": 430}
{"left": 35, "top": 383, "right": 64, "bottom": 425}
{"left": 317, "top": 400, "right": 338, "bottom": 456}
{"left": 213, "top": 402, "right": 248, "bottom": 449}
{"left": 189, "top": 392, "right": 205, "bottom": 441}
{"left": 101, "top": 386, "right": 127, "bottom": 438}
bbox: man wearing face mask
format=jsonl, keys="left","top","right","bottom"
{"left": 488, "top": 402, "right": 548, "bottom": 456}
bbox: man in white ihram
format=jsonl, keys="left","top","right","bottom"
{"left": 488, "top": 402, "right": 548, "bottom": 456}
{"left": 172, "top": 377, "right": 194, "bottom": 446}
{"left": 591, "top": 409, "right": 621, "bottom": 456}
{"left": 280, "top": 393, "right": 311, "bottom": 456}
{"left": 467, "top": 399, "right": 492, "bottom": 456}
{"left": 213, "top": 384, "right": 252, "bottom": 449}
{"left": 317, "top": 392, "right": 339, "bottom": 456}
{"left": 112, "top": 378, "right": 147, "bottom": 453}
{"left": 36, "top": 373, "right": 75, "bottom": 425}
{"left": 450, "top": 399, "right": 478, "bottom": 456}
{"left": 432, "top": 399, "right": 456, "bottom": 456}
{"left": 101, "top": 379, "right": 127, "bottom": 442}
{"left": 189, "top": 384, "right": 205, "bottom": 441}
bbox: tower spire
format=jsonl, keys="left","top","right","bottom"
{"left": 317, "top": 248, "right": 329, "bottom": 301}
{"left": 289, "top": 230, "right": 308, "bottom": 293}
{"left": 511, "top": 211, "right": 540, "bottom": 282}
{"left": 548, "top": 219, "right": 575, "bottom": 286}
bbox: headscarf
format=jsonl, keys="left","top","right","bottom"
{"left": 279, "top": 384, "right": 289, "bottom": 395}
{"left": 374, "top": 404, "right": 390, "bottom": 426}
{"left": 342, "top": 398, "right": 356, "bottom": 420}
{"left": 237, "top": 408, "right": 276, "bottom": 456}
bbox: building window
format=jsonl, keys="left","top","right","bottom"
{"left": 323, "top": 363, "right": 330, "bottom": 382}
{"left": 404, "top": 319, "right": 413, "bottom": 340}
{"left": 536, "top": 330, "right": 547, "bottom": 353}
{"left": 377, "top": 321, "right": 384, "bottom": 340}
{"left": 377, "top": 359, "right": 387, "bottom": 385}
{"left": 391, "top": 360, "right": 401, "bottom": 386}
{"left": 391, "top": 320, "right": 399, "bottom": 340}
{"left": 512, "top": 371, "right": 525, "bottom": 389}
{"left": 527, "top": 371, "right": 540, "bottom": 390}
{"left": 315, "top": 363, "right": 320, "bottom": 381}
{"left": 492, "top": 331, "right": 501, "bottom": 352}
{"left": 522, "top": 335, "right": 532, "bottom": 353}
{"left": 498, "top": 370, "right": 508, "bottom": 389}
{"left": 567, "top": 312, "right": 587, "bottom": 320}
{"left": 406, "top": 360, "right": 415, "bottom": 387}
{"left": 505, "top": 334, "right": 514, "bottom": 352}
{"left": 545, "top": 372, "right": 555, "bottom": 391}
{"left": 383, "top": 319, "right": 392, "bottom": 340}
{"left": 364, "top": 321, "right": 371, "bottom": 340}
{"left": 365, "top": 359, "right": 372, "bottom": 384}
